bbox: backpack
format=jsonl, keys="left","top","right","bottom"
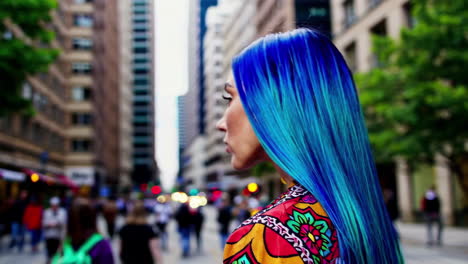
{"left": 51, "top": 233, "right": 103, "bottom": 264}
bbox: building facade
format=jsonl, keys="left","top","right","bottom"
{"left": 93, "top": 0, "right": 133, "bottom": 190}
{"left": 60, "top": 0, "right": 96, "bottom": 188}
{"left": 178, "top": 0, "right": 218, "bottom": 187}
{"left": 0, "top": 5, "right": 69, "bottom": 197}
{"left": 131, "top": 0, "right": 158, "bottom": 184}
{"left": 117, "top": 0, "right": 134, "bottom": 188}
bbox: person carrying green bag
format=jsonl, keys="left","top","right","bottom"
{"left": 52, "top": 199, "right": 114, "bottom": 264}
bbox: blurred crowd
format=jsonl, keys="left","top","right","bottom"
{"left": 0, "top": 188, "right": 269, "bottom": 264}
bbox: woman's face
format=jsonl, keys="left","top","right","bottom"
{"left": 216, "top": 80, "right": 269, "bottom": 170}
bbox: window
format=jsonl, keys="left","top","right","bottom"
{"left": 22, "top": 83, "right": 32, "bottom": 99}
{"left": 133, "top": 28, "right": 147, "bottom": 33}
{"left": 133, "top": 36, "right": 147, "bottom": 42}
{"left": 72, "top": 86, "right": 92, "bottom": 101}
{"left": 73, "top": 14, "right": 93, "bottom": 27}
{"left": 134, "top": 79, "right": 149, "bottom": 85}
{"left": 133, "top": 47, "right": 148, "bottom": 53}
{"left": 72, "top": 62, "right": 92, "bottom": 74}
{"left": 133, "top": 18, "right": 148, "bottom": 24}
{"left": 72, "top": 38, "right": 93, "bottom": 50}
{"left": 72, "top": 113, "right": 92, "bottom": 125}
{"left": 134, "top": 68, "right": 148, "bottom": 74}
{"left": 403, "top": 2, "right": 415, "bottom": 28}
{"left": 371, "top": 19, "right": 387, "bottom": 36}
{"left": 368, "top": 0, "right": 383, "bottom": 9}
{"left": 370, "top": 19, "right": 387, "bottom": 68}
{"left": 343, "top": 0, "right": 356, "bottom": 28}
{"left": 134, "top": 58, "right": 148, "bottom": 64}
{"left": 72, "top": 139, "right": 92, "bottom": 152}
{"left": 3, "top": 31, "right": 13, "bottom": 40}
{"left": 344, "top": 42, "right": 357, "bottom": 72}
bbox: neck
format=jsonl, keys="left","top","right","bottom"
{"left": 272, "top": 162, "right": 295, "bottom": 187}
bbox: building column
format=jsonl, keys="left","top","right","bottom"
{"left": 435, "top": 153, "right": 455, "bottom": 226}
{"left": 396, "top": 158, "right": 414, "bottom": 222}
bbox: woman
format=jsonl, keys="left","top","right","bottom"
{"left": 51, "top": 198, "right": 114, "bottom": 264}
{"left": 217, "top": 28, "right": 404, "bottom": 264}
{"left": 118, "top": 201, "right": 162, "bottom": 264}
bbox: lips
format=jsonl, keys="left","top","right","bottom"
{"left": 224, "top": 142, "right": 232, "bottom": 153}
{"left": 225, "top": 145, "right": 232, "bottom": 153}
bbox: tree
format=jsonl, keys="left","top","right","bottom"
{"left": 0, "top": 0, "right": 59, "bottom": 117}
{"left": 355, "top": 0, "right": 468, "bottom": 208}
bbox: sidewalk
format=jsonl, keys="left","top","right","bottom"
{"left": 397, "top": 221, "right": 468, "bottom": 248}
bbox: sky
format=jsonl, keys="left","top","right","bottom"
{"left": 154, "top": 0, "right": 189, "bottom": 191}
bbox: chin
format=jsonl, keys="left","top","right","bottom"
{"left": 231, "top": 157, "right": 259, "bottom": 171}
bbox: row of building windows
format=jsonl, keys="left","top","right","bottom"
{"left": 72, "top": 62, "right": 92, "bottom": 74}
{"left": 73, "top": 14, "right": 93, "bottom": 28}
{"left": 342, "top": 2, "right": 413, "bottom": 72}
{"left": 343, "top": 0, "right": 413, "bottom": 30}
{"left": 71, "top": 86, "right": 92, "bottom": 102}
{"left": 0, "top": 116, "right": 66, "bottom": 153}
{"left": 36, "top": 72, "right": 66, "bottom": 100}
{"left": 71, "top": 139, "right": 92, "bottom": 152}
{"left": 72, "top": 113, "right": 92, "bottom": 125}
{"left": 73, "top": 37, "right": 93, "bottom": 50}
{"left": 74, "top": 0, "right": 93, "bottom": 3}
{"left": 22, "top": 83, "right": 66, "bottom": 124}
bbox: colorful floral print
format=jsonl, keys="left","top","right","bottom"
{"left": 223, "top": 185, "right": 340, "bottom": 264}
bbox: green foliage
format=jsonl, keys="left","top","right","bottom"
{"left": 251, "top": 162, "right": 276, "bottom": 178}
{"left": 355, "top": 0, "right": 468, "bottom": 204}
{"left": 0, "top": 0, "right": 59, "bottom": 117}
{"left": 356, "top": 0, "right": 468, "bottom": 163}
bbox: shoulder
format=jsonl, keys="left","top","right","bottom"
{"left": 89, "top": 239, "right": 114, "bottom": 264}
{"left": 223, "top": 185, "right": 340, "bottom": 264}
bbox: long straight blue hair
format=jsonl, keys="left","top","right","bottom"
{"left": 232, "top": 28, "right": 404, "bottom": 264}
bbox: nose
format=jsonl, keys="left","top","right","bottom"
{"left": 216, "top": 115, "right": 226, "bottom": 132}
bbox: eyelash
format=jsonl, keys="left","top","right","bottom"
{"left": 222, "top": 94, "right": 232, "bottom": 103}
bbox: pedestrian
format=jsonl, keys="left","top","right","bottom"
{"left": 191, "top": 206, "right": 204, "bottom": 253}
{"left": 118, "top": 200, "right": 162, "bottom": 264}
{"left": 174, "top": 202, "right": 192, "bottom": 257}
{"left": 384, "top": 188, "right": 399, "bottom": 222}
{"left": 51, "top": 198, "right": 114, "bottom": 264}
{"left": 0, "top": 199, "right": 9, "bottom": 251}
{"left": 153, "top": 199, "right": 172, "bottom": 251}
{"left": 421, "top": 185, "right": 443, "bottom": 246}
{"left": 102, "top": 197, "right": 118, "bottom": 239}
{"left": 233, "top": 198, "right": 250, "bottom": 226}
{"left": 23, "top": 196, "right": 43, "bottom": 253}
{"left": 8, "top": 190, "right": 28, "bottom": 252}
{"left": 216, "top": 198, "right": 232, "bottom": 250}
{"left": 216, "top": 28, "right": 403, "bottom": 263}
{"left": 43, "top": 197, "right": 67, "bottom": 264}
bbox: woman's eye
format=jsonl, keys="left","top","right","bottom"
{"left": 222, "top": 94, "right": 232, "bottom": 103}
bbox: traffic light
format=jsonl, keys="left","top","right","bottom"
{"left": 151, "top": 185, "right": 161, "bottom": 195}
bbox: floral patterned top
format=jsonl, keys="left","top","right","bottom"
{"left": 223, "top": 184, "right": 341, "bottom": 264}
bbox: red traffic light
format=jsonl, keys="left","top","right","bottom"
{"left": 151, "top": 185, "right": 161, "bottom": 195}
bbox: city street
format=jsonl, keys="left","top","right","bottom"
{"left": 0, "top": 205, "right": 467, "bottom": 264}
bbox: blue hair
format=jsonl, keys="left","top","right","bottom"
{"left": 232, "top": 28, "right": 404, "bottom": 264}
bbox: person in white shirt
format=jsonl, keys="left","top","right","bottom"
{"left": 43, "top": 197, "right": 67, "bottom": 263}
{"left": 153, "top": 200, "right": 172, "bottom": 251}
